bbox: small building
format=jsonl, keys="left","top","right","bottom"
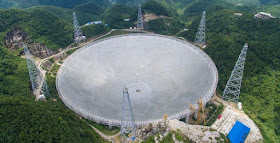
{"left": 234, "top": 13, "right": 243, "bottom": 16}
{"left": 228, "top": 121, "right": 250, "bottom": 143}
{"left": 85, "top": 21, "right": 102, "bottom": 26}
{"left": 254, "top": 12, "right": 276, "bottom": 19}
{"left": 37, "top": 94, "right": 46, "bottom": 101}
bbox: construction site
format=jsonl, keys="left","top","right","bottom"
{"left": 22, "top": 5, "right": 264, "bottom": 143}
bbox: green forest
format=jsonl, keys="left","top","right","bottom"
{"left": 0, "top": 96, "right": 109, "bottom": 143}
{"left": 181, "top": 10, "right": 280, "bottom": 142}
{"left": 0, "top": 9, "right": 73, "bottom": 50}
{"left": 0, "top": 46, "right": 109, "bottom": 142}
{"left": 0, "top": 0, "right": 280, "bottom": 142}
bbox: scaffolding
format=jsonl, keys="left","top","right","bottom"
{"left": 222, "top": 43, "right": 248, "bottom": 102}
{"left": 121, "top": 87, "right": 136, "bottom": 140}
{"left": 73, "top": 12, "right": 85, "bottom": 43}
{"left": 23, "top": 44, "right": 50, "bottom": 100}
{"left": 137, "top": 3, "right": 144, "bottom": 29}
{"left": 194, "top": 11, "right": 206, "bottom": 46}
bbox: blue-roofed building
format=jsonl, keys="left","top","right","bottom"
{"left": 228, "top": 121, "right": 250, "bottom": 143}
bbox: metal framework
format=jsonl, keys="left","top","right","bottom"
{"left": 137, "top": 3, "right": 144, "bottom": 29}
{"left": 73, "top": 12, "right": 85, "bottom": 43}
{"left": 121, "top": 87, "right": 136, "bottom": 140}
{"left": 56, "top": 33, "right": 218, "bottom": 127}
{"left": 194, "top": 11, "right": 206, "bottom": 46}
{"left": 23, "top": 44, "right": 50, "bottom": 100}
{"left": 222, "top": 43, "right": 248, "bottom": 102}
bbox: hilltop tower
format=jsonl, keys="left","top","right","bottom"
{"left": 23, "top": 44, "right": 50, "bottom": 100}
{"left": 194, "top": 11, "right": 206, "bottom": 47}
{"left": 73, "top": 12, "right": 85, "bottom": 43}
{"left": 121, "top": 87, "right": 136, "bottom": 141}
{"left": 222, "top": 43, "right": 248, "bottom": 102}
{"left": 137, "top": 3, "right": 144, "bottom": 29}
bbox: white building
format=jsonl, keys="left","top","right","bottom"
{"left": 234, "top": 13, "right": 243, "bottom": 16}
{"left": 85, "top": 21, "right": 102, "bottom": 26}
{"left": 37, "top": 94, "right": 46, "bottom": 101}
{"left": 254, "top": 12, "right": 276, "bottom": 19}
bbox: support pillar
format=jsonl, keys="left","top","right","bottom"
{"left": 185, "top": 115, "right": 189, "bottom": 124}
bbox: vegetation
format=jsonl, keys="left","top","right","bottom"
{"left": 143, "top": 0, "right": 175, "bottom": 17}
{"left": 182, "top": 10, "right": 280, "bottom": 142}
{"left": 0, "top": 54, "right": 108, "bottom": 142}
{"left": 146, "top": 134, "right": 156, "bottom": 143}
{"left": 206, "top": 104, "right": 224, "bottom": 126}
{"left": 85, "top": 119, "right": 120, "bottom": 136}
{"left": 102, "top": 4, "right": 137, "bottom": 29}
{"left": 102, "top": 30, "right": 143, "bottom": 38}
{"left": 0, "top": 46, "right": 30, "bottom": 97}
{"left": 255, "top": 4, "right": 280, "bottom": 17}
{"left": 0, "top": 95, "right": 109, "bottom": 143}
{"left": 147, "top": 18, "right": 185, "bottom": 35}
{"left": 28, "top": 6, "right": 100, "bottom": 25}
{"left": 81, "top": 24, "right": 111, "bottom": 39}
{"left": 74, "top": 2, "right": 106, "bottom": 16}
{"left": 0, "top": 9, "right": 73, "bottom": 50}
{"left": 0, "top": 0, "right": 111, "bottom": 9}
{"left": 66, "top": 48, "right": 79, "bottom": 55}
{"left": 183, "top": 1, "right": 212, "bottom": 17}
{"left": 159, "top": 131, "right": 191, "bottom": 143}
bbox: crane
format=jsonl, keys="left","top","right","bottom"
{"left": 196, "top": 98, "right": 206, "bottom": 125}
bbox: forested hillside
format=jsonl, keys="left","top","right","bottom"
{"left": 0, "top": 0, "right": 111, "bottom": 9}
{"left": 0, "top": 46, "right": 108, "bottom": 142}
{"left": 0, "top": 96, "right": 109, "bottom": 143}
{"left": 146, "top": 18, "right": 185, "bottom": 35}
{"left": 182, "top": 10, "right": 280, "bottom": 142}
{"left": 143, "top": 0, "right": 177, "bottom": 17}
{"left": 0, "top": 9, "right": 73, "bottom": 50}
{"left": 29, "top": 5, "right": 102, "bottom": 25}
{"left": 222, "top": 0, "right": 280, "bottom": 6}
{"left": 102, "top": 4, "right": 137, "bottom": 29}
{"left": 0, "top": 46, "right": 29, "bottom": 96}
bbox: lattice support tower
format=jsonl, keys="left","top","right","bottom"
{"left": 73, "top": 12, "right": 85, "bottom": 43}
{"left": 121, "top": 87, "right": 136, "bottom": 141}
{"left": 194, "top": 11, "right": 206, "bottom": 46}
{"left": 23, "top": 44, "right": 50, "bottom": 100}
{"left": 137, "top": 3, "right": 144, "bottom": 29}
{"left": 222, "top": 43, "right": 248, "bottom": 102}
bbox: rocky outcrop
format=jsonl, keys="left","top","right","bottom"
{"left": 4, "top": 27, "right": 58, "bottom": 58}
{"left": 53, "top": 51, "right": 68, "bottom": 61}
{"left": 28, "top": 43, "right": 57, "bottom": 59}
{"left": 42, "top": 60, "right": 54, "bottom": 71}
{"left": 4, "top": 27, "right": 28, "bottom": 50}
